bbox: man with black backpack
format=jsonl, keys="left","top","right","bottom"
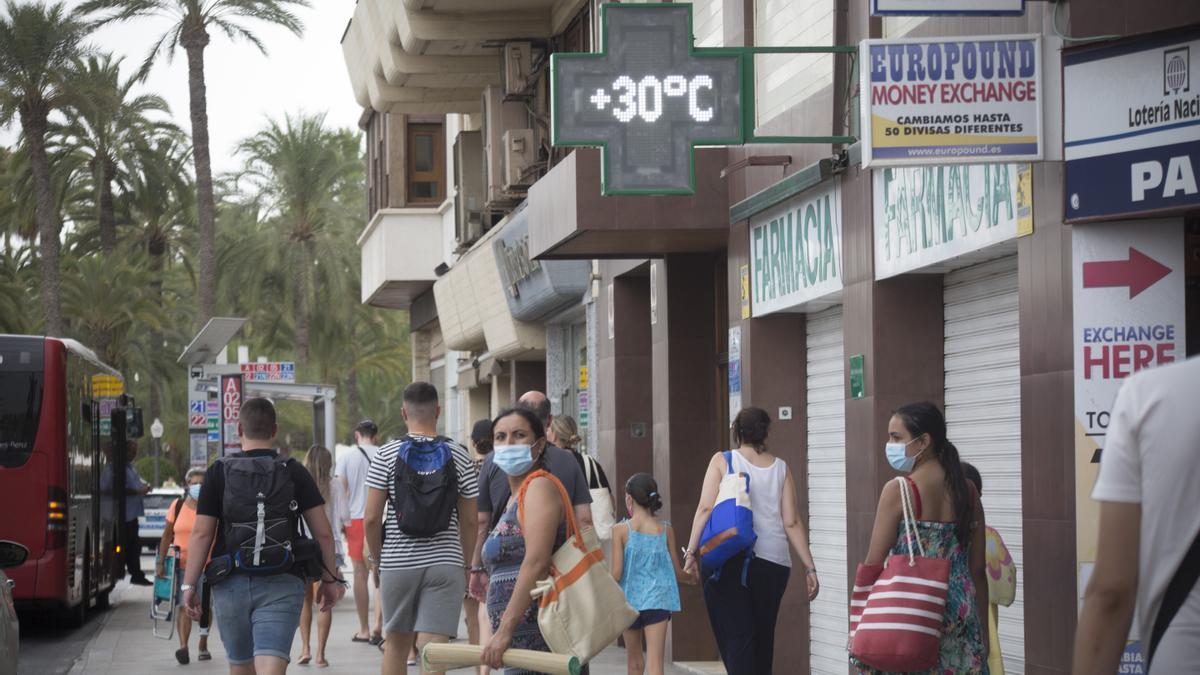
{"left": 364, "top": 382, "right": 478, "bottom": 675}
{"left": 180, "top": 398, "right": 344, "bottom": 675}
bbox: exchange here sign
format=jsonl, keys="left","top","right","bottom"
{"left": 860, "top": 35, "right": 1043, "bottom": 167}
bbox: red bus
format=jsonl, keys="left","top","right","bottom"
{"left": 0, "top": 335, "right": 126, "bottom": 624}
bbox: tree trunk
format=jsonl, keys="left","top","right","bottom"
{"left": 292, "top": 240, "right": 309, "bottom": 371}
{"left": 98, "top": 156, "right": 117, "bottom": 255}
{"left": 346, "top": 369, "right": 361, "bottom": 425}
{"left": 182, "top": 24, "right": 217, "bottom": 326}
{"left": 21, "top": 110, "right": 63, "bottom": 337}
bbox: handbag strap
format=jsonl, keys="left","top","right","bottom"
{"left": 896, "top": 476, "right": 926, "bottom": 562}
{"left": 1148, "top": 524, "right": 1200, "bottom": 669}
{"left": 582, "top": 454, "right": 598, "bottom": 489}
{"left": 517, "top": 469, "right": 586, "bottom": 552}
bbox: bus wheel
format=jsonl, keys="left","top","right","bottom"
{"left": 62, "top": 548, "right": 89, "bottom": 628}
{"left": 95, "top": 589, "right": 110, "bottom": 610}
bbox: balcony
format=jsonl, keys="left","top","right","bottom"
{"left": 341, "top": 0, "right": 586, "bottom": 115}
{"left": 358, "top": 206, "right": 449, "bottom": 309}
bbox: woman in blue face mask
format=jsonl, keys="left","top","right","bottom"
{"left": 479, "top": 407, "right": 570, "bottom": 673}
{"left": 156, "top": 468, "right": 213, "bottom": 664}
{"left": 852, "top": 402, "right": 990, "bottom": 674}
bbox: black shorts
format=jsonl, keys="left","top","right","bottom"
{"left": 629, "top": 609, "right": 671, "bottom": 630}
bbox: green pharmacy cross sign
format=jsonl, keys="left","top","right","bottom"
{"left": 551, "top": 3, "right": 856, "bottom": 196}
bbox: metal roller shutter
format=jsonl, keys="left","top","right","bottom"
{"left": 943, "top": 255, "right": 1023, "bottom": 673}
{"left": 806, "top": 306, "right": 848, "bottom": 673}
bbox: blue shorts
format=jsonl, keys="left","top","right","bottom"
{"left": 211, "top": 573, "right": 305, "bottom": 664}
{"left": 629, "top": 609, "right": 671, "bottom": 630}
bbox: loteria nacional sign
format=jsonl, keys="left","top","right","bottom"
{"left": 860, "top": 35, "right": 1043, "bottom": 167}
{"left": 1064, "top": 27, "right": 1200, "bottom": 221}
{"left": 749, "top": 181, "right": 843, "bottom": 316}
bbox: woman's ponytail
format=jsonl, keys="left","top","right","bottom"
{"left": 894, "top": 402, "right": 975, "bottom": 543}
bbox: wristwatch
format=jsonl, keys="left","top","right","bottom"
{"left": 180, "top": 583, "right": 195, "bottom": 592}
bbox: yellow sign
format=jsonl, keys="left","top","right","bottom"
{"left": 1016, "top": 163, "right": 1034, "bottom": 237}
{"left": 578, "top": 366, "right": 588, "bottom": 390}
{"left": 739, "top": 264, "right": 751, "bottom": 319}
{"left": 91, "top": 374, "right": 124, "bottom": 397}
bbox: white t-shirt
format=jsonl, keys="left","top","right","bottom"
{"left": 335, "top": 443, "right": 378, "bottom": 520}
{"left": 1092, "top": 357, "right": 1200, "bottom": 671}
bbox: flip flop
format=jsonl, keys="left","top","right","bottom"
{"left": 351, "top": 635, "right": 372, "bottom": 643}
{"left": 368, "top": 633, "right": 383, "bottom": 646}
{"left": 315, "top": 659, "right": 329, "bottom": 668}
{"left": 297, "top": 655, "right": 312, "bottom": 665}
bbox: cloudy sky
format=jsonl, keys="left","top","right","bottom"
{"left": 3, "top": 1, "right": 364, "bottom": 174}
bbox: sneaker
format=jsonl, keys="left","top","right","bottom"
{"left": 175, "top": 648, "right": 189, "bottom": 665}
{"left": 130, "top": 577, "right": 153, "bottom": 587}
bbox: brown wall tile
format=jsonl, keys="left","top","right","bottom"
{"left": 1022, "top": 518, "right": 1079, "bottom": 674}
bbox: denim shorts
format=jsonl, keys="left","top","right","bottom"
{"left": 211, "top": 573, "right": 305, "bottom": 664}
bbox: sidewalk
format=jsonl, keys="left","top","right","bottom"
{"left": 69, "top": 576, "right": 711, "bottom": 675}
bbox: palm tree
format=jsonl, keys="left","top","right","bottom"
{"left": 0, "top": 1, "right": 92, "bottom": 337}
{"left": 232, "top": 112, "right": 360, "bottom": 372}
{"left": 61, "top": 53, "right": 178, "bottom": 256}
{"left": 81, "top": 0, "right": 310, "bottom": 326}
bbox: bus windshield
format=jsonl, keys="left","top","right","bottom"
{"left": 0, "top": 341, "right": 44, "bottom": 468}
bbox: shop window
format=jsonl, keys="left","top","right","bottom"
{"left": 408, "top": 123, "right": 444, "bottom": 204}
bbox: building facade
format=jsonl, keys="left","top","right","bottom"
{"left": 342, "top": 1, "right": 1200, "bottom": 672}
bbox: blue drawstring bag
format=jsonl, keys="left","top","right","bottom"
{"left": 698, "top": 451, "right": 756, "bottom": 576}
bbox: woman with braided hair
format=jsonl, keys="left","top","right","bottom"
{"left": 682, "top": 407, "right": 820, "bottom": 675}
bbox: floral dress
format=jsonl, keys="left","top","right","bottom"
{"left": 851, "top": 481, "right": 988, "bottom": 675}
{"left": 482, "top": 500, "right": 566, "bottom": 675}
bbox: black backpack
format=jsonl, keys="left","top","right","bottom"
{"left": 391, "top": 436, "right": 458, "bottom": 538}
{"left": 219, "top": 454, "right": 301, "bottom": 575}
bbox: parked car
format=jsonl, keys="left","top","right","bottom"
{"left": 0, "top": 540, "right": 27, "bottom": 673}
{"left": 139, "top": 487, "right": 184, "bottom": 553}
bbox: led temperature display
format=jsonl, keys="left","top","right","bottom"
{"left": 552, "top": 4, "right": 742, "bottom": 194}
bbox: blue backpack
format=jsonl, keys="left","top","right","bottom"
{"left": 391, "top": 435, "right": 458, "bottom": 538}
{"left": 698, "top": 451, "right": 757, "bottom": 578}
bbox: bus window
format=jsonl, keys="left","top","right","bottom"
{"left": 0, "top": 344, "right": 44, "bottom": 469}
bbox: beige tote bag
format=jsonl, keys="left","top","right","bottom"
{"left": 518, "top": 470, "right": 638, "bottom": 663}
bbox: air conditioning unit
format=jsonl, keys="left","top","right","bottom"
{"left": 503, "top": 129, "right": 536, "bottom": 191}
{"left": 481, "top": 85, "right": 529, "bottom": 204}
{"left": 453, "top": 130, "right": 485, "bottom": 248}
{"left": 503, "top": 42, "right": 533, "bottom": 96}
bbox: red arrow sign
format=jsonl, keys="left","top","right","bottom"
{"left": 1083, "top": 247, "right": 1171, "bottom": 299}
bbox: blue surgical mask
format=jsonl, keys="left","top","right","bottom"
{"left": 188, "top": 484, "right": 202, "bottom": 500}
{"left": 493, "top": 444, "right": 535, "bottom": 476}
{"left": 885, "top": 438, "right": 925, "bottom": 473}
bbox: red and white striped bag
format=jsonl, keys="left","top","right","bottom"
{"left": 849, "top": 477, "right": 950, "bottom": 672}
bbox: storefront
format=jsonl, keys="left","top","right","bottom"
{"left": 872, "top": 161, "right": 1030, "bottom": 670}
{"left": 747, "top": 177, "right": 847, "bottom": 672}
{"left": 1064, "top": 24, "right": 1200, "bottom": 666}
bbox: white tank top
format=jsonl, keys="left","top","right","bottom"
{"left": 728, "top": 450, "right": 790, "bottom": 568}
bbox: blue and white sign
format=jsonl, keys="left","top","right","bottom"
{"left": 872, "top": 0, "right": 1023, "bottom": 16}
{"left": 1064, "top": 28, "right": 1200, "bottom": 221}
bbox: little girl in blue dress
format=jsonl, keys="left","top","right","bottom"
{"left": 610, "top": 473, "right": 696, "bottom": 675}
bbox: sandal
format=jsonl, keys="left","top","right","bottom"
{"left": 297, "top": 654, "right": 312, "bottom": 665}
{"left": 175, "top": 648, "right": 189, "bottom": 665}
{"left": 351, "top": 634, "right": 372, "bottom": 643}
{"left": 197, "top": 649, "right": 212, "bottom": 662}
{"left": 315, "top": 658, "right": 329, "bottom": 668}
{"left": 368, "top": 633, "right": 383, "bottom": 646}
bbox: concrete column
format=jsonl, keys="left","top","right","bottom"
{"left": 651, "top": 254, "right": 723, "bottom": 662}
{"left": 412, "top": 329, "right": 432, "bottom": 384}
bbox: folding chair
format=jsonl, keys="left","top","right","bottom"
{"left": 151, "top": 545, "right": 180, "bottom": 639}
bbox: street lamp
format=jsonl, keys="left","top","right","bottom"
{"left": 150, "top": 418, "right": 164, "bottom": 487}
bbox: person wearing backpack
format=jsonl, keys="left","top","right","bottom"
{"left": 181, "top": 398, "right": 345, "bottom": 675}
{"left": 363, "top": 382, "right": 479, "bottom": 675}
{"left": 681, "top": 407, "right": 820, "bottom": 675}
